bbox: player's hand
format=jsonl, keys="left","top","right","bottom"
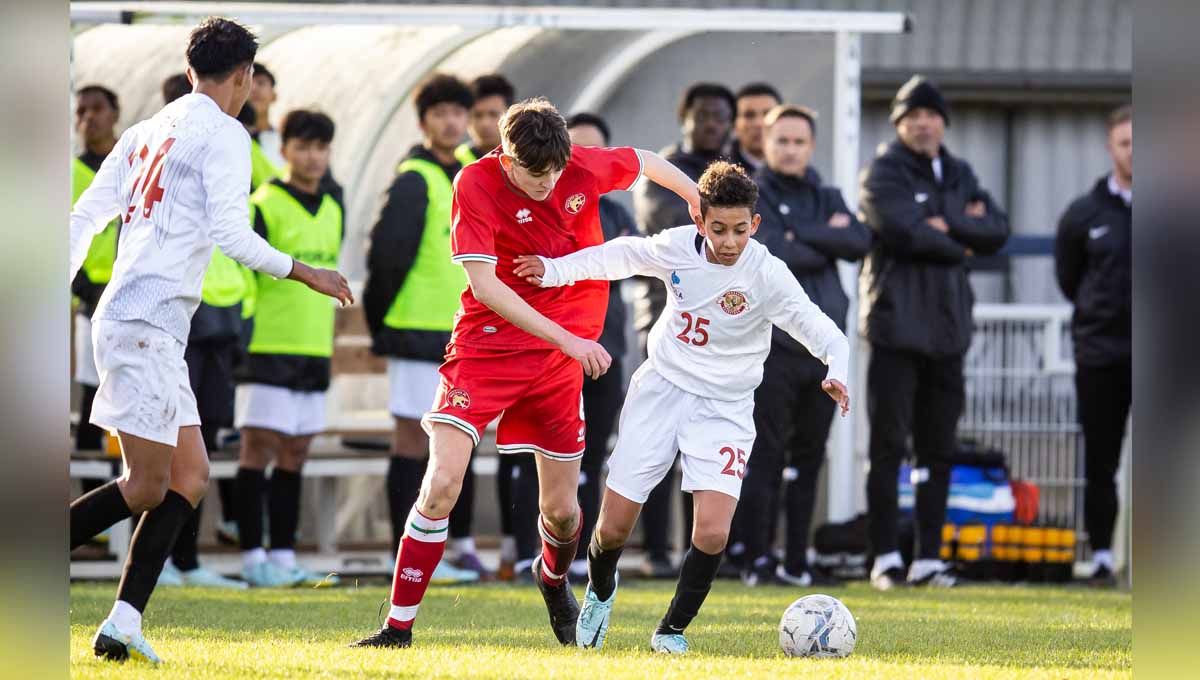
{"left": 926, "top": 216, "right": 950, "bottom": 233}
{"left": 822, "top": 379, "right": 850, "bottom": 417}
{"left": 561, "top": 335, "right": 612, "bottom": 380}
{"left": 290, "top": 261, "right": 354, "bottom": 307}
{"left": 512, "top": 255, "right": 546, "bottom": 286}
{"left": 828, "top": 212, "right": 851, "bottom": 228}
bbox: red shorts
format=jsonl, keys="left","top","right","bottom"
{"left": 422, "top": 346, "right": 586, "bottom": 461}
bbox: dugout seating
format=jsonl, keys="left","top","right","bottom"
{"left": 69, "top": 303, "right": 504, "bottom": 577}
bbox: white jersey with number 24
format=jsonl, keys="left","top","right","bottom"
{"left": 68, "top": 93, "right": 294, "bottom": 344}
{"left": 538, "top": 225, "right": 849, "bottom": 402}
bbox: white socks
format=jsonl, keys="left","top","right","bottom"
{"left": 871, "top": 551, "right": 904, "bottom": 580}
{"left": 108, "top": 600, "right": 142, "bottom": 637}
{"left": 269, "top": 549, "right": 297, "bottom": 570}
{"left": 908, "top": 559, "right": 947, "bottom": 582}
{"left": 1092, "top": 549, "right": 1114, "bottom": 570}
{"left": 499, "top": 536, "right": 516, "bottom": 562}
{"left": 243, "top": 547, "right": 268, "bottom": 570}
{"left": 449, "top": 537, "right": 477, "bottom": 557}
{"left": 243, "top": 547, "right": 297, "bottom": 570}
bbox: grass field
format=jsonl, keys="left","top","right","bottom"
{"left": 70, "top": 579, "right": 1130, "bottom": 679}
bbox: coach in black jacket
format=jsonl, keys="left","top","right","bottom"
{"left": 1054, "top": 105, "right": 1132, "bottom": 587}
{"left": 858, "top": 76, "right": 1009, "bottom": 590}
{"left": 735, "top": 105, "right": 871, "bottom": 587}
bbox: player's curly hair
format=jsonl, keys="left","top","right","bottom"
{"left": 500, "top": 97, "right": 571, "bottom": 175}
{"left": 186, "top": 16, "right": 258, "bottom": 79}
{"left": 698, "top": 161, "right": 758, "bottom": 217}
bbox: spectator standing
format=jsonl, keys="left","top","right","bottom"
{"left": 736, "top": 105, "right": 870, "bottom": 587}
{"left": 457, "top": 74, "right": 516, "bottom": 164}
{"left": 858, "top": 76, "right": 1009, "bottom": 590}
{"left": 728, "top": 83, "right": 781, "bottom": 173}
{"left": 1054, "top": 105, "right": 1132, "bottom": 588}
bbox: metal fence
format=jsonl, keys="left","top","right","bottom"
{"left": 959, "top": 303, "right": 1088, "bottom": 559}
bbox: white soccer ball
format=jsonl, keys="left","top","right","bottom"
{"left": 778, "top": 594, "right": 857, "bottom": 658}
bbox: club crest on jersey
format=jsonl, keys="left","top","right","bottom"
{"left": 718, "top": 290, "right": 748, "bottom": 315}
{"left": 446, "top": 388, "right": 471, "bottom": 410}
{"left": 564, "top": 193, "right": 586, "bottom": 215}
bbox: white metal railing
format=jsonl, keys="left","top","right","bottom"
{"left": 959, "top": 304, "right": 1088, "bottom": 557}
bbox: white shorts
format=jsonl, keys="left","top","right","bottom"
{"left": 74, "top": 313, "right": 100, "bottom": 386}
{"left": 605, "top": 365, "right": 756, "bottom": 504}
{"left": 90, "top": 319, "right": 200, "bottom": 447}
{"left": 388, "top": 358, "right": 441, "bottom": 420}
{"left": 235, "top": 383, "right": 327, "bottom": 436}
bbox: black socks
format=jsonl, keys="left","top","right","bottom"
{"left": 658, "top": 544, "right": 724, "bottom": 635}
{"left": 586, "top": 534, "right": 624, "bottom": 601}
{"left": 116, "top": 490, "right": 195, "bottom": 613}
{"left": 386, "top": 456, "right": 425, "bottom": 552}
{"left": 169, "top": 499, "right": 202, "bottom": 572}
{"left": 235, "top": 467, "right": 266, "bottom": 550}
{"left": 70, "top": 479, "right": 132, "bottom": 550}
{"left": 268, "top": 468, "right": 302, "bottom": 551}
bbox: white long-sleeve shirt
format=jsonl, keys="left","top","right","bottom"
{"left": 69, "top": 93, "right": 294, "bottom": 343}
{"left": 540, "top": 225, "right": 850, "bottom": 402}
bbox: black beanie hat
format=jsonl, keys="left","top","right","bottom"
{"left": 890, "top": 75, "right": 950, "bottom": 126}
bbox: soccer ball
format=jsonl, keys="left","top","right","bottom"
{"left": 778, "top": 594, "right": 857, "bottom": 658}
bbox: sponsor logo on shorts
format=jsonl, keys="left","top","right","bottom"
{"left": 446, "top": 388, "right": 471, "bottom": 410}
{"left": 718, "top": 289, "right": 748, "bottom": 315}
{"left": 564, "top": 193, "right": 586, "bottom": 214}
{"left": 400, "top": 567, "right": 424, "bottom": 582}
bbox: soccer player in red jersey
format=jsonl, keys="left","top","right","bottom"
{"left": 353, "top": 97, "right": 701, "bottom": 649}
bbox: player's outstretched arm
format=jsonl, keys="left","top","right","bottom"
{"left": 512, "top": 232, "right": 673, "bottom": 287}
{"left": 766, "top": 260, "right": 852, "bottom": 415}
{"left": 636, "top": 150, "right": 702, "bottom": 224}
{"left": 287, "top": 260, "right": 354, "bottom": 307}
{"left": 463, "top": 260, "right": 611, "bottom": 379}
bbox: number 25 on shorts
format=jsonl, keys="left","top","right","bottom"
{"left": 676, "top": 311, "right": 711, "bottom": 346}
{"left": 720, "top": 446, "right": 747, "bottom": 479}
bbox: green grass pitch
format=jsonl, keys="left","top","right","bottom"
{"left": 70, "top": 579, "right": 1130, "bottom": 678}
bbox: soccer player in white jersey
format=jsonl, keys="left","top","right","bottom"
{"left": 67, "top": 17, "right": 352, "bottom": 665}
{"left": 513, "top": 161, "right": 850, "bottom": 654}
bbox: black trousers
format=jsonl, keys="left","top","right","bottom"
{"left": 1075, "top": 359, "right": 1132, "bottom": 552}
{"left": 866, "top": 346, "right": 964, "bottom": 561}
{"left": 580, "top": 358, "right": 624, "bottom": 545}
{"left": 734, "top": 350, "right": 837, "bottom": 574}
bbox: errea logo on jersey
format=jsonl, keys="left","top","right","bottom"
{"left": 400, "top": 567, "right": 424, "bottom": 582}
{"left": 515, "top": 208, "right": 533, "bottom": 224}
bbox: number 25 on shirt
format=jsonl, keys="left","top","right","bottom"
{"left": 675, "top": 311, "right": 711, "bottom": 346}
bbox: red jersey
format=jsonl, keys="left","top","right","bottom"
{"left": 449, "top": 145, "right": 643, "bottom": 351}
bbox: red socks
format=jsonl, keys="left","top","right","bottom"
{"left": 386, "top": 507, "right": 449, "bottom": 631}
{"left": 537, "top": 510, "right": 582, "bottom": 587}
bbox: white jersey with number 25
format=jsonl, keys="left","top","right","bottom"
{"left": 538, "top": 225, "right": 849, "bottom": 402}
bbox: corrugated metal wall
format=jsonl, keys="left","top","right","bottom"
{"left": 328, "top": 0, "right": 1132, "bottom": 73}
{"left": 73, "top": 0, "right": 1130, "bottom": 303}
